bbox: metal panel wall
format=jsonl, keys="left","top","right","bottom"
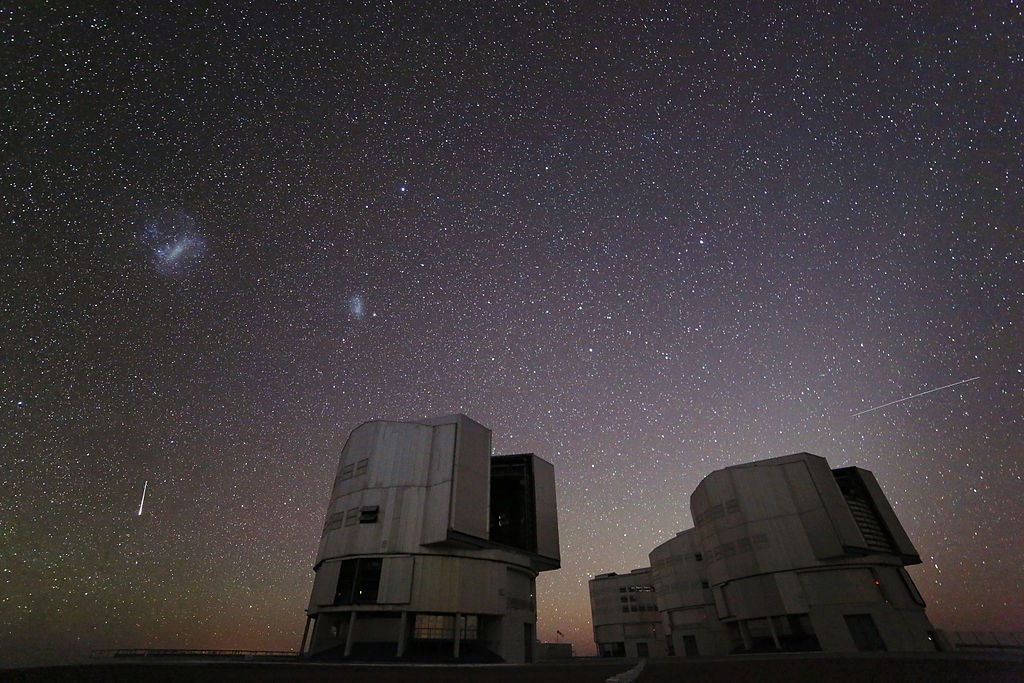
{"left": 308, "top": 559, "right": 342, "bottom": 609}
{"left": 532, "top": 455, "right": 561, "bottom": 564}
{"left": 377, "top": 555, "right": 414, "bottom": 604}
{"left": 449, "top": 415, "right": 491, "bottom": 541}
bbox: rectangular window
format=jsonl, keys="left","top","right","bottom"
{"left": 414, "top": 614, "right": 451, "bottom": 639}
{"left": 339, "top": 464, "right": 355, "bottom": 480}
{"left": 460, "top": 615, "right": 478, "bottom": 640}
{"left": 359, "top": 505, "right": 379, "bottom": 523}
{"left": 344, "top": 507, "right": 359, "bottom": 526}
{"left": 413, "top": 614, "right": 478, "bottom": 640}
{"left": 844, "top": 614, "right": 887, "bottom": 652}
{"left": 334, "top": 557, "right": 382, "bottom": 605}
{"left": 355, "top": 458, "right": 369, "bottom": 476}
{"left": 324, "top": 511, "right": 346, "bottom": 531}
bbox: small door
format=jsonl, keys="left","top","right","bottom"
{"left": 683, "top": 635, "right": 699, "bottom": 656}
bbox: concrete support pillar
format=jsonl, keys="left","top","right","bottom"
{"left": 344, "top": 612, "right": 358, "bottom": 657}
{"left": 299, "top": 615, "right": 313, "bottom": 656}
{"left": 739, "top": 620, "right": 753, "bottom": 650}
{"left": 397, "top": 611, "right": 409, "bottom": 657}
{"left": 453, "top": 613, "right": 462, "bottom": 659}
{"left": 767, "top": 616, "right": 781, "bottom": 650}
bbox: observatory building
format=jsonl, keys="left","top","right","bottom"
{"left": 591, "top": 453, "right": 937, "bottom": 657}
{"left": 302, "top": 414, "right": 560, "bottom": 662}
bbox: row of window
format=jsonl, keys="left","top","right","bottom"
{"left": 413, "top": 614, "right": 479, "bottom": 641}
{"left": 693, "top": 498, "right": 741, "bottom": 525}
{"left": 337, "top": 458, "right": 370, "bottom": 482}
{"left": 618, "top": 584, "right": 655, "bottom": 593}
{"left": 725, "top": 613, "right": 821, "bottom": 652}
{"left": 704, "top": 533, "right": 770, "bottom": 562}
{"left": 622, "top": 604, "right": 658, "bottom": 613}
{"left": 659, "top": 579, "right": 710, "bottom": 592}
{"left": 339, "top": 505, "right": 380, "bottom": 526}
{"left": 620, "top": 595, "right": 658, "bottom": 604}
{"left": 324, "top": 504, "right": 380, "bottom": 533}
{"left": 652, "top": 551, "right": 703, "bottom": 568}
{"left": 332, "top": 563, "right": 482, "bottom": 639}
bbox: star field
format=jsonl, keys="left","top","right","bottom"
{"left": 3, "top": 2, "right": 1022, "bottom": 667}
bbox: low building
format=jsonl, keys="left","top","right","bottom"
{"left": 303, "top": 414, "right": 560, "bottom": 662}
{"left": 535, "top": 641, "right": 574, "bottom": 659}
{"left": 589, "top": 567, "right": 667, "bottom": 657}
{"left": 591, "top": 453, "right": 937, "bottom": 657}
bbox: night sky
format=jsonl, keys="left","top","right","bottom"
{"left": 4, "top": 2, "right": 1022, "bottom": 667}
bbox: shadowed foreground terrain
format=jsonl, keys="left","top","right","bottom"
{"left": 642, "top": 654, "right": 1024, "bottom": 682}
{"left": 2, "top": 655, "right": 1023, "bottom": 683}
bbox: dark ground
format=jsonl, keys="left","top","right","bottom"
{"left": 2, "top": 654, "right": 1022, "bottom": 683}
{"left": 642, "top": 654, "right": 1024, "bottom": 683}
{"left": 0, "top": 660, "right": 625, "bottom": 683}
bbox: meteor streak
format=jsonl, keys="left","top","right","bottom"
{"left": 137, "top": 480, "right": 148, "bottom": 516}
{"left": 852, "top": 376, "right": 980, "bottom": 417}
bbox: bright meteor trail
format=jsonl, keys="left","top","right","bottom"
{"left": 852, "top": 376, "right": 981, "bottom": 417}
{"left": 137, "top": 480, "right": 148, "bottom": 516}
